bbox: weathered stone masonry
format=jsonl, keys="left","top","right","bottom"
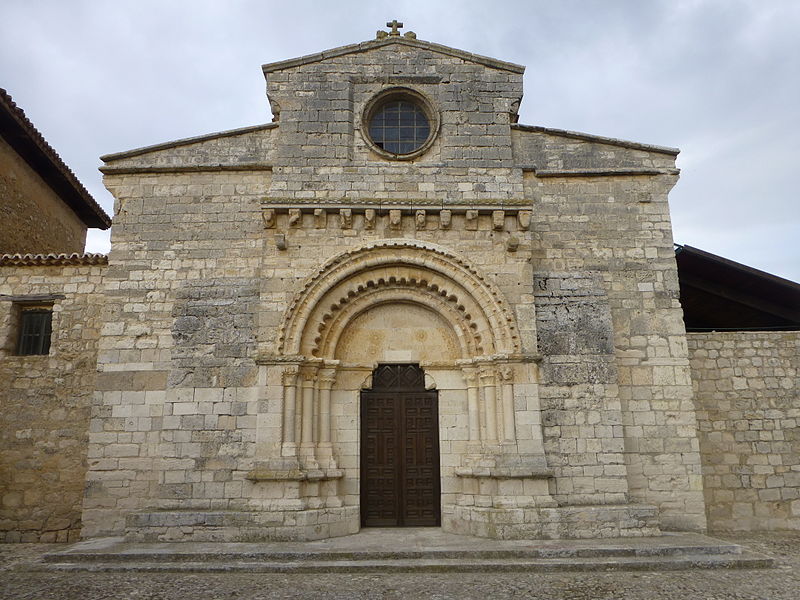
{"left": 72, "top": 34, "right": 710, "bottom": 541}
{"left": 2, "top": 32, "right": 797, "bottom": 543}
{"left": 0, "top": 254, "right": 107, "bottom": 542}
{"left": 690, "top": 331, "right": 800, "bottom": 531}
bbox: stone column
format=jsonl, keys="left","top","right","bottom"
{"left": 480, "top": 367, "right": 498, "bottom": 444}
{"left": 499, "top": 364, "right": 517, "bottom": 443}
{"left": 463, "top": 367, "right": 481, "bottom": 444}
{"left": 281, "top": 365, "right": 299, "bottom": 458}
{"left": 316, "top": 367, "right": 337, "bottom": 469}
{"left": 298, "top": 365, "right": 319, "bottom": 469}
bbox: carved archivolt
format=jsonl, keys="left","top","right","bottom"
{"left": 277, "top": 240, "right": 521, "bottom": 359}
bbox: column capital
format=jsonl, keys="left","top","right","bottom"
{"left": 498, "top": 364, "right": 514, "bottom": 382}
{"left": 318, "top": 367, "right": 338, "bottom": 389}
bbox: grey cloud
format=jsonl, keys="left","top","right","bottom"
{"left": 1, "top": 0, "right": 797, "bottom": 279}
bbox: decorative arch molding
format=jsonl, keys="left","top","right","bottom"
{"left": 320, "top": 287, "right": 479, "bottom": 360}
{"left": 277, "top": 239, "right": 521, "bottom": 359}
{"left": 256, "top": 240, "right": 541, "bottom": 479}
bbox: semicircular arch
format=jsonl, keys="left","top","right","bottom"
{"left": 278, "top": 239, "right": 521, "bottom": 358}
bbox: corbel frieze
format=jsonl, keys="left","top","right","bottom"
{"left": 260, "top": 201, "right": 534, "bottom": 233}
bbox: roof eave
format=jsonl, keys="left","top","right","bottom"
{"left": 0, "top": 89, "right": 111, "bottom": 229}
{"left": 512, "top": 124, "right": 680, "bottom": 156}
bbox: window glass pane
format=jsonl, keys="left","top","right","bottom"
{"left": 369, "top": 98, "right": 430, "bottom": 155}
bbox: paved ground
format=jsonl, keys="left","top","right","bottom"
{"left": 1, "top": 532, "right": 798, "bottom": 599}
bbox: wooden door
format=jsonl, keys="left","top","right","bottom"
{"left": 360, "top": 364, "right": 441, "bottom": 527}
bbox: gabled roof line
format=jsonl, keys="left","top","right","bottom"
{"left": 0, "top": 88, "right": 111, "bottom": 229}
{"left": 101, "top": 123, "right": 278, "bottom": 162}
{"left": 262, "top": 36, "right": 526, "bottom": 75}
{"left": 675, "top": 244, "right": 800, "bottom": 290}
{"left": 512, "top": 124, "right": 680, "bottom": 156}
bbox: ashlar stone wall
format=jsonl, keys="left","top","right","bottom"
{"left": 689, "top": 331, "right": 800, "bottom": 531}
{"left": 81, "top": 36, "right": 709, "bottom": 540}
{"left": 0, "top": 260, "right": 106, "bottom": 541}
{"left": 520, "top": 148, "right": 707, "bottom": 532}
{"left": 82, "top": 125, "right": 271, "bottom": 536}
{"left": 0, "top": 136, "right": 88, "bottom": 254}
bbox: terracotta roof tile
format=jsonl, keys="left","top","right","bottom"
{"left": 0, "top": 252, "right": 109, "bottom": 266}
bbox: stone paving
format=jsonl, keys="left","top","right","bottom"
{"left": 1, "top": 532, "right": 798, "bottom": 599}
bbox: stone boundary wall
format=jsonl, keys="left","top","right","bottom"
{"left": 0, "top": 263, "right": 106, "bottom": 541}
{"left": 689, "top": 331, "right": 800, "bottom": 531}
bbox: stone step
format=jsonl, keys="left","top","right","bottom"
{"left": 43, "top": 543, "right": 745, "bottom": 563}
{"left": 38, "top": 553, "right": 775, "bottom": 573}
{"left": 39, "top": 532, "right": 775, "bottom": 572}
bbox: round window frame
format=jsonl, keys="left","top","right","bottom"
{"left": 361, "top": 87, "right": 439, "bottom": 161}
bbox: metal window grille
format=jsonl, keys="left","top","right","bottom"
{"left": 16, "top": 309, "right": 52, "bottom": 355}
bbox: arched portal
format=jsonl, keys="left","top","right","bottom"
{"left": 252, "top": 240, "right": 550, "bottom": 538}
{"left": 265, "top": 240, "right": 526, "bottom": 466}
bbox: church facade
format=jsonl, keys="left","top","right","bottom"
{"left": 2, "top": 28, "right": 798, "bottom": 543}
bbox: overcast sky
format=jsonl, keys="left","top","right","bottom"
{"left": 2, "top": 0, "right": 798, "bottom": 281}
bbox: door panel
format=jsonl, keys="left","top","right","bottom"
{"left": 360, "top": 365, "right": 440, "bottom": 527}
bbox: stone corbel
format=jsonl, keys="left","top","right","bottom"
{"left": 492, "top": 210, "right": 505, "bottom": 231}
{"left": 465, "top": 210, "right": 478, "bottom": 231}
{"left": 364, "top": 208, "right": 376, "bottom": 229}
{"left": 262, "top": 208, "right": 276, "bottom": 229}
{"left": 339, "top": 208, "right": 352, "bottom": 229}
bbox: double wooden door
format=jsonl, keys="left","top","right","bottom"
{"left": 360, "top": 364, "right": 441, "bottom": 527}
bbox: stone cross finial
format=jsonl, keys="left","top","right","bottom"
{"left": 386, "top": 20, "right": 403, "bottom": 36}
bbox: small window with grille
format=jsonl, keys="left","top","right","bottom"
{"left": 16, "top": 307, "right": 53, "bottom": 356}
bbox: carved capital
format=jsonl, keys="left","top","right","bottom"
{"left": 318, "top": 367, "right": 337, "bottom": 389}
{"left": 298, "top": 364, "right": 319, "bottom": 382}
{"left": 281, "top": 365, "right": 300, "bottom": 385}
{"left": 479, "top": 366, "right": 497, "bottom": 383}
{"left": 462, "top": 366, "right": 479, "bottom": 387}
